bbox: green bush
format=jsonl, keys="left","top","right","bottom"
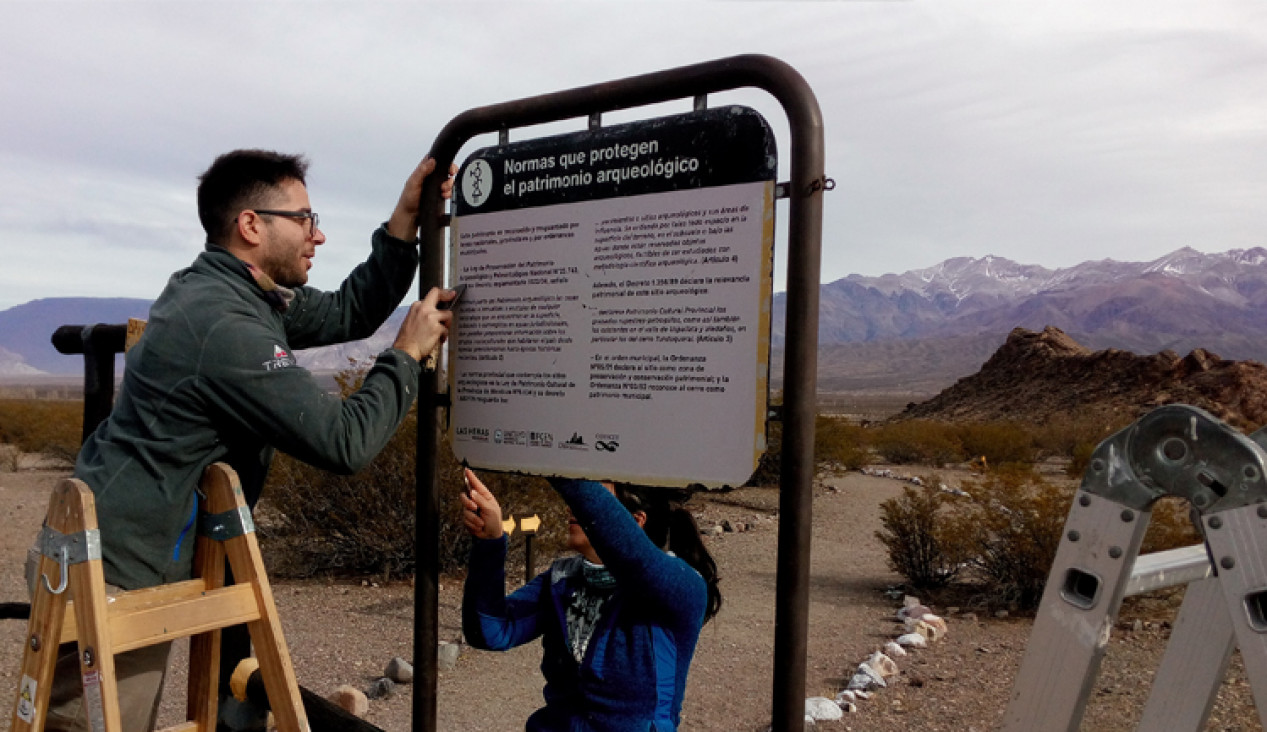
{"left": 875, "top": 478, "right": 972, "bottom": 588}
{"left": 0, "top": 398, "right": 83, "bottom": 461}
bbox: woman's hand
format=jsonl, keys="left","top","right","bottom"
{"left": 461, "top": 467, "right": 505, "bottom": 540}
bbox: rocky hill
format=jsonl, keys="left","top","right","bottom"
{"left": 899, "top": 326, "right": 1267, "bottom": 430}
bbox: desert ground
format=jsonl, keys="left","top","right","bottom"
{"left": 0, "top": 456, "right": 1262, "bottom": 731}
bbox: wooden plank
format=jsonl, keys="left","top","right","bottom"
{"left": 187, "top": 496, "right": 229, "bottom": 730}
{"left": 58, "top": 583, "right": 262, "bottom": 651}
{"left": 203, "top": 463, "right": 309, "bottom": 732}
{"left": 10, "top": 480, "right": 81, "bottom": 732}
{"left": 11, "top": 463, "right": 306, "bottom": 732}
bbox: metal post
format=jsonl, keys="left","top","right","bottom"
{"left": 520, "top": 515, "right": 541, "bottom": 584}
{"left": 771, "top": 74, "right": 825, "bottom": 732}
{"left": 415, "top": 54, "right": 823, "bottom": 732}
{"left": 524, "top": 533, "right": 535, "bottom": 585}
{"left": 51, "top": 323, "right": 129, "bottom": 440}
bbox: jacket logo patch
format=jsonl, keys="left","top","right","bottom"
{"left": 263, "top": 344, "right": 297, "bottom": 371}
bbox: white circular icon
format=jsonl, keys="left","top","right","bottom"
{"left": 462, "top": 159, "right": 493, "bottom": 208}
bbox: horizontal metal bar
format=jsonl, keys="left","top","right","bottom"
{"left": 1125, "top": 544, "right": 1211, "bottom": 597}
{"left": 51, "top": 323, "right": 128, "bottom": 355}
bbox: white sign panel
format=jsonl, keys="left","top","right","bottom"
{"left": 449, "top": 107, "right": 776, "bottom": 487}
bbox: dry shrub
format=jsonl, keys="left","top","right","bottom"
{"left": 0, "top": 398, "right": 83, "bottom": 461}
{"left": 949, "top": 465, "right": 1072, "bottom": 609}
{"left": 747, "top": 410, "right": 866, "bottom": 486}
{"left": 1031, "top": 412, "right": 1131, "bottom": 478}
{"left": 1141, "top": 496, "right": 1202, "bottom": 554}
{"left": 954, "top": 421, "right": 1034, "bottom": 465}
{"left": 871, "top": 420, "right": 963, "bottom": 466}
{"left": 0, "top": 444, "right": 17, "bottom": 471}
{"left": 875, "top": 477, "right": 972, "bottom": 588}
{"left": 814, "top": 415, "right": 870, "bottom": 472}
{"left": 878, "top": 465, "right": 1074, "bottom": 609}
{"left": 258, "top": 362, "right": 568, "bottom": 580}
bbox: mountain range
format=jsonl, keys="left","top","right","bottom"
{"left": 774, "top": 246, "right": 1267, "bottom": 353}
{"left": 5, "top": 246, "right": 1267, "bottom": 392}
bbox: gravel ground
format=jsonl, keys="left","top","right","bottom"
{"left": 1, "top": 463, "right": 1262, "bottom": 731}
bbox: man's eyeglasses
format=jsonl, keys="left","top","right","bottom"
{"left": 253, "top": 209, "right": 319, "bottom": 235}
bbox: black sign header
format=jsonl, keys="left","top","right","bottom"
{"left": 454, "top": 105, "right": 776, "bottom": 216}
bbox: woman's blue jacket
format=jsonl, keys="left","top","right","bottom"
{"left": 463, "top": 479, "right": 708, "bottom": 732}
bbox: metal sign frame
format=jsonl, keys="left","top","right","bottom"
{"left": 413, "top": 54, "right": 824, "bottom": 732}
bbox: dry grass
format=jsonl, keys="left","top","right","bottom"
{"left": 0, "top": 398, "right": 82, "bottom": 462}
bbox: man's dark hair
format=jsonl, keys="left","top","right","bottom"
{"left": 197, "top": 149, "right": 309, "bottom": 245}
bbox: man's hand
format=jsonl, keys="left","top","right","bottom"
{"left": 387, "top": 157, "right": 458, "bottom": 242}
{"left": 392, "top": 287, "right": 456, "bottom": 362}
{"left": 461, "top": 468, "right": 505, "bottom": 540}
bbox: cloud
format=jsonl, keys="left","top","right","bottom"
{"left": 1, "top": 1, "right": 1266, "bottom": 309}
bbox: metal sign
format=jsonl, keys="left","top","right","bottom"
{"left": 448, "top": 106, "right": 777, "bottom": 487}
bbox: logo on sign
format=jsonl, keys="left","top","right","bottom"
{"left": 559, "top": 432, "right": 589, "bottom": 451}
{"left": 456, "top": 426, "right": 490, "bottom": 442}
{"left": 595, "top": 432, "right": 621, "bottom": 453}
{"left": 462, "top": 159, "right": 493, "bottom": 208}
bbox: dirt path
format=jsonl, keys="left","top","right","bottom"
{"left": 1, "top": 467, "right": 1261, "bottom": 731}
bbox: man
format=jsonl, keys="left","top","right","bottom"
{"left": 37, "top": 149, "right": 455, "bottom": 731}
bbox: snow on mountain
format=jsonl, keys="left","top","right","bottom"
{"left": 776, "top": 245, "right": 1267, "bottom": 363}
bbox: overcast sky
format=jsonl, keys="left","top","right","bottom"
{"left": 2, "top": 1, "right": 1265, "bottom": 310}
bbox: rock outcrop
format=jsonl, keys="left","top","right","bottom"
{"left": 899, "top": 326, "right": 1267, "bottom": 429}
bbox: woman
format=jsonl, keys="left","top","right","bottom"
{"left": 460, "top": 468, "right": 722, "bottom": 732}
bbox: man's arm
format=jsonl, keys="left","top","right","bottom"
{"left": 196, "top": 306, "right": 446, "bottom": 475}
{"left": 284, "top": 158, "right": 456, "bottom": 349}
{"left": 387, "top": 157, "right": 455, "bottom": 242}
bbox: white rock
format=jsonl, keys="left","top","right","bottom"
{"left": 896, "top": 632, "right": 928, "bottom": 648}
{"left": 903, "top": 595, "right": 922, "bottom": 608}
{"left": 884, "top": 641, "right": 907, "bottom": 657}
{"left": 866, "top": 651, "right": 900, "bottom": 678}
{"left": 438, "top": 641, "right": 461, "bottom": 671}
{"left": 805, "top": 697, "right": 843, "bottom": 721}
{"left": 330, "top": 685, "right": 368, "bottom": 718}
{"left": 846, "top": 662, "right": 887, "bottom": 691}
{"left": 897, "top": 604, "right": 933, "bottom": 621}
{"left": 906, "top": 617, "right": 944, "bottom": 642}
{"left": 385, "top": 656, "right": 413, "bottom": 683}
{"left": 921, "top": 614, "right": 948, "bottom": 639}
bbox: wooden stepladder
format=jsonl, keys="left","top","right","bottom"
{"left": 1004, "top": 404, "right": 1267, "bottom": 731}
{"left": 10, "top": 462, "right": 309, "bottom": 732}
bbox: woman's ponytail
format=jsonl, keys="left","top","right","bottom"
{"left": 666, "top": 506, "right": 722, "bottom": 623}
{"left": 614, "top": 484, "right": 723, "bottom": 624}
